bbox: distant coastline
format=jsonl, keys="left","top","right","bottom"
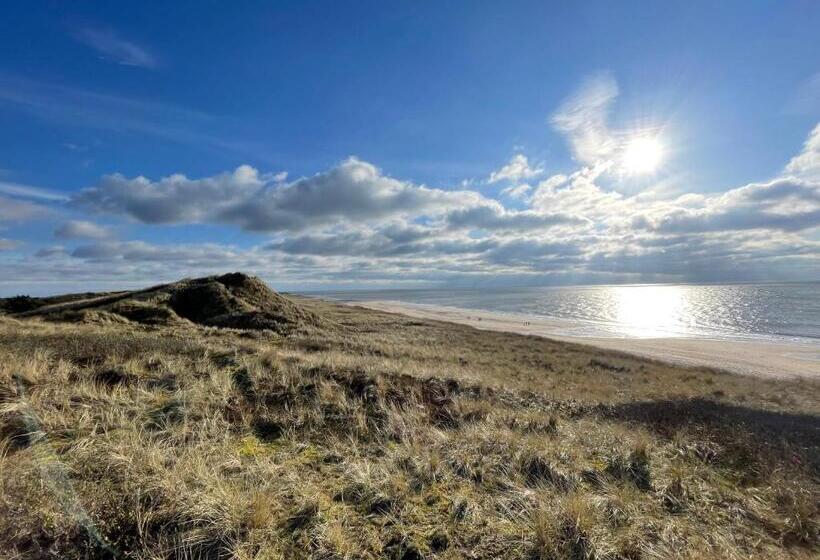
{"left": 312, "top": 282, "right": 820, "bottom": 344}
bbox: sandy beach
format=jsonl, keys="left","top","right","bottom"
{"left": 356, "top": 300, "right": 820, "bottom": 379}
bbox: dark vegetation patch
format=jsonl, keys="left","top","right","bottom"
{"left": 93, "top": 367, "right": 134, "bottom": 387}
{"left": 283, "top": 502, "right": 319, "bottom": 532}
{"left": 145, "top": 399, "right": 184, "bottom": 430}
{"left": 0, "top": 410, "right": 32, "bottom": 451}
{"left": 145, "top": 375, "right": 178, "bottom": 391}
{"left": 383, "top": 534, "right": 424, "bottom": 560}
{"left": 604, "top": 448, "right": 652, "bottom": 491}
{"left": 252, "top": 418, "right": 284, "bottom": 441}
{"left": 520, "top": 455, "right": 575, "bottom": 491}
{"left": 0, "top": 295, "right": 46, "bottom": 314}
{"left": 109, "top": 300, "right": 183, "bottom": 326}
{"left": 429, "top": 530, "right": 449, "bottom": 552}
{"left": 598, "top": 398, "right": 820, "bottom": 478}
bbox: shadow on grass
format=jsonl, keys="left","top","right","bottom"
{"left": 599, "top": 397, "right": 820, "bottom": 478}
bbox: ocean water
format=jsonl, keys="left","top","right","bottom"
{"left": 312, "top": 283, "right": 820, "bottom": 343}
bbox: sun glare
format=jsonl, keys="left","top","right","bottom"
{"left": 622, "top": 136, "right": 664, "bottom": 174}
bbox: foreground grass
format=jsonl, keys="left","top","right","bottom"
{"left": 1, "top": 296, "right": 818, "bottom": 559}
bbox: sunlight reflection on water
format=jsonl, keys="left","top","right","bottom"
{"left": 611, "top": 285, "right": 687, "bottom": 337}
{"left": 317, "top": 283, "right": 820, "bottom": 342}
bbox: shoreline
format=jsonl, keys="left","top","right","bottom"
{"left": 351, "top": 300, "right": 820, "bottom": 379}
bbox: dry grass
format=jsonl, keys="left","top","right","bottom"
{"left": 1, "top": 288, "right": 818, "bottom": 559}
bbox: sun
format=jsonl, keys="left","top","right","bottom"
{"left": 622, "top": 136, "right": 664, "bottom": 174}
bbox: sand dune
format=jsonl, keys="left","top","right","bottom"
{"left": 356, "top": 300, "right": 820, "bottom": 379}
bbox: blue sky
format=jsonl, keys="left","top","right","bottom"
{"left": 0, "top": 1, "right": 818, "bottom": 294}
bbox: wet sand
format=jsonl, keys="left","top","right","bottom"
{"left": 355, "top": 300, "right": 820, "bottom": 379}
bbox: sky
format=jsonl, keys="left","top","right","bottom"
{"left": 0, "top": 1, "right": 819, "bottom": 295}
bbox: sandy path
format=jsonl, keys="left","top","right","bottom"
{"left": 354, "top": 300, "right": 820, "bottom": 379}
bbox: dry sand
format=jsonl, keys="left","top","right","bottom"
{"left": 355, "top": 300, "right": 820, "bottom": 379}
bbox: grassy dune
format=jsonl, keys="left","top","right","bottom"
{"left": 1, "top": 277, "right": 818, "bottom": 559}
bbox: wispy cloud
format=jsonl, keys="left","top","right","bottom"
{"left": 787, "top": 72, "right": 820, "bottom": 116}
{"left": 0, "top": 74, "right": 267, "bottom": 158}
{"left": 0, "top": 180, "right": 68, "bottom": 202}
{"left": 551, "top": 72, "right": 619, "bottom": 165}
{"left": 72, "top": 26, "right": 157, "bottom": 68}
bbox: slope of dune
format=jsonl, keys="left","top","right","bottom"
{"left": 0, "top": 272, "right": 327, "bottom": 335}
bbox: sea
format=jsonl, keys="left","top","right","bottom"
{"left": 310, "top": 282, "right": 820, "bottom": 344}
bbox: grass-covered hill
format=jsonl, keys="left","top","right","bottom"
{"left": 1, "top": 274, "right": 818, "bottom": 559}
{"left": 1, "top": 272, "right": 327, "bottom": 334}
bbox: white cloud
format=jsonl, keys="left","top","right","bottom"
{"left": 785, "top": 122, "right": 820, "bottom": 180}
{"left": 500, "top": 184, "right": 532, "bottom": 200}
{"left": 54, "top": 220, "right": 112, "bottom": 240}
{"left": 223, "top": 158, "right": 485, "bottom": 231}
{"left": 530, "top": 164, "right": 624, "bottom": 220}
{"left": 551, "top": 73, "right": 618, "bottom": 165}
{"left": 11, "top": 84, "right": 820, "bottom": 289}
{"left": 633, "top": 178, "right": 820, "bottom": 234}
{"left": 73, "top": 165, "right": 264, "bottom": 224}
{"left": 487, "top": 154, "right": 544, "bottom": 183}
{"left": 57, "top": 124, "right": 820, "bottom": 287}
{"left": 75, "top": 158, "right": 488, "bottom": 232}
{"left": 0, "top": 181, "right": 68, "bottom": 201}
{"left": 72, "top": 27, "right": 157, "bottom": 68}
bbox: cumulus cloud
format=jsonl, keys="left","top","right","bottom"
{"left": 223, "top": 158, "right": 485, "bottom": 231}
{"left": 72, "top": 27, "right": 157, "bottom": 68}
{"left": 487, "top": 154, "right": 544, "bottom": 183}
{"left": 530, "top": 165, "right": 625, "bottom": 220}
{"left": 54, "top": 220, "right": 111, "bottom": 240}
{"left": 551, "top": 73, "right": 618, "bottom": 165}
{"left": 74, "top": 158, "right": 488, "bottom": 232}
{"left": 633, "top": 178, "right": 820, "bottom": 234}
{"left": 73, "top": 165, "right": 265, "bottom": 224}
